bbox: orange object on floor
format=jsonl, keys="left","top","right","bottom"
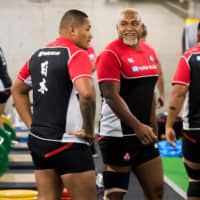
{"left": 61, "top": 188, "right": 72, "bottom": 200}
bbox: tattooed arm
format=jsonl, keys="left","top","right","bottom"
{"left": 165, "top": 84, "right": 188, "bottom": 147}
{"left": 71, "top": 77, "right": 96, "bottom": 143}
{"left": 100, "top": 81, "right": 157, "bottom": 144}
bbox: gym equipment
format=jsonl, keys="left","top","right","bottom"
{"left": 158, "top": 140, "right": 182, "bottom": 157}
{"left": 0, "top": 181, "right": 36, "bottom": 190}
{"left": 8, "top": 154, "right": 33, "bottom": 170}
{"left": 185, "top": 18, "right": 199, "bottom": 26}
{"left": 1, "top": 115, "right": 13, "bottom": 127}
{"left": 182, "top": 18, "right": 200, "bottom": 53}
{"left": 17, "top": 136, "right": 28, "bottom": 142}
{"left": 12, "top": 142, "right": 28, "bottom": 152}
{"left": 0, "top": 128, "right": 11, "bottom": 152}
{"left": 0, "top": 189, "right": 38, "bottom": 199}
{"left": 62, "top": 188, "right": 72, "bottom": 200}
{"left": 3, "top": 122, "right": 17, "bottom": 141}
{"left": 0, "top": 198, "right": 37, "bottom": 200}
{"left": 0, "top": 137, "right": 8, "bottom": 176}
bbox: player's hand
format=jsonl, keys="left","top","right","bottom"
{"left": 67, "top": 130, "right": 96, "bottom": 144}
{"left": 134, "top": 123, "right": 158, "bottom": 144}
{"left": 157, "top": 95, "right": 165, "bottom": 108}
{"left": 165, "top": 127, "right": 177, "bottom": 148}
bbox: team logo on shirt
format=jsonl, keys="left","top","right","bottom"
{"left": 149, "top": 55, "right": 155, "bottom": 63}
{"left": 132, "top": 66, "right": 139, "bottom": 72}
{"left": 37, "top": 51, "right": 61, "bottom": 57}
{"left": 196, "top": 56, "right": 200, "bottom": 62}
{"left": 123, "top": 152, "right": 131, "bottom": 161}
{"left": 128, "top": 58, "right": 134, "bottom": 63}
{"left": 38, "top": 60, "right": 48, "bottom": 94}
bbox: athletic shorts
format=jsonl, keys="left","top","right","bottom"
{"left": 182, "top": 131, "right": 200, "bottom": 163}
{"left": 28, "top": 134, "right": 95, "bottom": 175}
{"left": 0, "top": 90, "right": 11, "bottom": 103}
{"left": 98, "top": 136, "right": 160, "bottom": 168}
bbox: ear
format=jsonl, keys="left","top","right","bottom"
{"left": 116, "top": 24, "right": 119, "bottom": 31}
{"left": 70, "top": 24, "right": 77, "bottom": 37}
{"left": 68, "top": 25, "right": 73, "bottom": 33}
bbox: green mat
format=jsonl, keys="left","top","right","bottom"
{"left": 162, "top": 157, "right": 188, "bottom": 192}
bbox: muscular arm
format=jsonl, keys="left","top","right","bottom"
{"left": 11, "top": 79, "right": 32, "bottom": 129}
{"left": 165, "top": 84, "right": 188, "bottom": 147}
{"left": 74, "top": 77, "right": 96, "bottom": 136}
{"left": 100, "top": 81, "right": 157, "bottom": 144}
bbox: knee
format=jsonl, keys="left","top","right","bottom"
{"left": 187, "top": 181, "right": 200, "bottom": 197}
{"left": 104, "top": 191, "right": 125, "bottom": 200}
{"left": 184, "top": 162, "right": 200, "bottom": 197}
{"left": 145, "top": 182, "right": 164, "bottom": 200}
{"left": 103, "top": 171, "right": 129, "bottom": 200}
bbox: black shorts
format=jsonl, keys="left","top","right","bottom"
{"left": 182, "top": 131, "right": 200, "bottom": 163}
{"left": 0, "top": 90, "right": 11, "bottom": 103}
{"left": 98, "top": 136, "right": 160, "bottom": 168}
{"left": 28, "top": 135, "right": 95, "bottom": 175}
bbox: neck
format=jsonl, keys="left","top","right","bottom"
{"left": 119, "top": 38, "right": 140, "bottom": 50}
{"left": 59, "top": 29, "right": 71, "bottom": 40}
{"left": 129, "top": 43, "right": 140, "bottom": 50}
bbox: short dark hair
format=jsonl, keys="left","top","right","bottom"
{"left": 59, "top": 9, "right": 88, "bottom": 31}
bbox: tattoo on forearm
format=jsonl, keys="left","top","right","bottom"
{"left": 169, "top": 106, "right": 176, "bottom": 110}
{"left": 80, "top": 98, "right": 96, "bottom": 135}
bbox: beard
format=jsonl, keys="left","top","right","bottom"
{"left": 123, "top": 37, "right": 138, "bottom": 46}
{"left": 121, "top": 32, "right": 140, "bottom": 47}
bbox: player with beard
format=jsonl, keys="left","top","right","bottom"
{"left": 95, "top": 9, "right": 164, "bottom": 200}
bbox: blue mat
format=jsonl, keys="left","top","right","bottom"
{"left": 158, "top": 140, "right": 182, "bottom": 157}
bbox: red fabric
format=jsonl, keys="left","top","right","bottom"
{"left": 96, "top": 50, "right": 121, "bottom": 83}
{"left": 17, "top": 60, "right": 30, "bottom": 81}
{"left": 44, "top": 143, "right": 74, "bottom": 158}
{"left": 18, "top": 37, "right": 93, "bottom": 84}
{"left": 62, "top": 188, "right": 72, "bottom": 199}
{"left": 182, "top": 132, "right": 197, "bottom": 143}
{"left": 140, "top": 39, "right": 159, "bottom": 63}
{"left": 86, "top": 45, "right": 96, "bottom": 61}
{"left": 172, "top": 45, "right": 200, "bottom": 86}
{"left": 96, "top": 39, "right": 158, "bottom": 83}
{"left": 68, "top": 50, "right": 92, "bottom": 82}
{"left": 98, "top": 136, "right": 105, "bottom": 141}
{"left": 172, "top": 56, "right": 190, "bottom": 86}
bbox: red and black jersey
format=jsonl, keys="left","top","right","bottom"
{"left": 172, "top": 45, "right": 200, "bottom": 130}
{"left": 96, "top": 39, "right": 158, "bottom": 137}
{"left": 18, "top": 37, "right": 92, "bottom": 143}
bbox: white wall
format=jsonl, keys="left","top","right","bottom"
{"left": 0, "top": 0, "right": 186, "bottom": 122}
